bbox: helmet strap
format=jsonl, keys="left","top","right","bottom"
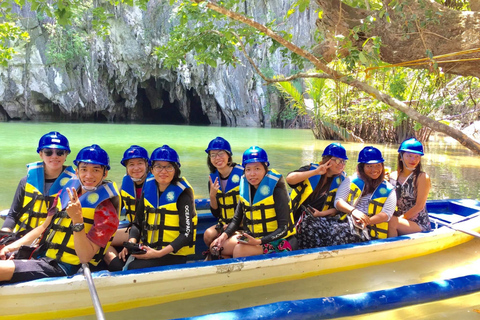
{"left": 400, "top": 154, "right": 416, "bottom": 171}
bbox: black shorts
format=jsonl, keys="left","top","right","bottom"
{"left": 10, "top": 257, "right": 67, "bottom": 284}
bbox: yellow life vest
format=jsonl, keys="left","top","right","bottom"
{"left": 346, "top": 175, "right": 394, "bottom": 239}
{"left": 142, "top": 176, "right": 197, "bottom": 256}
{"left": 239, "top": 169, "right": 296, "bottom": 239}
{"left": 289, "top": 163, "right": 346, "bottom": 213}
{"left": 120, "top": 173, "right": 151, "bottom": 222}
{"left": 210, "top": 164, "right": 243, "bottom": 224}
{"left": 44, "top": 178, "right": 120, "bottom": 266}
{"left": 14, "top": 162, "right": 75, "bottom": 233}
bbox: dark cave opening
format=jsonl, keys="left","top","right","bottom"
{"left": 187, "top": 89, "right": 210, "bottom": 125}
{"left": 138, "top": 87, "right": 186, "bottom": 124}
{"left": 135, "top": 79, "right": 211, "bottom": 125}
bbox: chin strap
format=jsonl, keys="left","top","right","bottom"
{"left": 131, "top": 171, "right": 148, "bottom": 183}
{"left": 400, "top": 154, "right": 416, "bottom": 171}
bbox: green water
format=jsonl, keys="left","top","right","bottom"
{"left": 0, "top": 122, "right": 479, "bottom": 211}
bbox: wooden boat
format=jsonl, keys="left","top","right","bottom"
{"left": 1, "top": 198, "right": 480, "bottom": 320}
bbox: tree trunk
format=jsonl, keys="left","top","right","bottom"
{"left": 195, "top": 0, "right": 480, "bottom": 154}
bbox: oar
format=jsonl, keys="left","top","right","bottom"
{"left": 82, "top": 263, "right": 106, "bottom": 320}
{"left": 430, "top": 216, "right": 480, "bottom": 239}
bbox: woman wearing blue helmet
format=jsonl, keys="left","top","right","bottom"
{"left": 333, "top": 146, "right": 396, "bottom": 244}
{"left": 120, "top": 145, "right": 197, "bottom": 270}
{"left": 210, "top": 146, "right": 297, "bottom": 258}
{"left": 203, "top": 137, "right": 244, "bottom": 253}
{"left": 387, "top": 138, "right": 431, "bottom": 237}
{"left": 1, "top": 132, "right": 75, "bottom": 236}
{"left": 286, "top": 143, "right": 348, "bottom": 249}
{"left": 303, "top": 146, "right": 396, "bottom": 247}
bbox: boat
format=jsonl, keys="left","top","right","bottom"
{"left": 1, "top": 198, "right": 480, "bottom": 320}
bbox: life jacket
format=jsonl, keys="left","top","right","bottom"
{"left": 346, "top": 175, "right": 394, "bottom": 239}
{"left": 120, "top": 173, "right": 151, "bottom": 222}
{"left": 289, "top": 163, "right": 346, "bottom": 213}
{"left": 239, "top": 169, "right": 296, "bottom": 239}
{"left": 209, "top": 164, "right": 243, "bottom": 224}
{"left": 14, "top": 162, "right": 75, "bottom": 233}
{"left": 141, "top": 176, "right": 197, "bottom": 256}
{"left": 44, "top": 178, "right": 120, "bottom": 266}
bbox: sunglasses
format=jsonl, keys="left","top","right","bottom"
{"left": 331, "top": 158, "right": 346, "bottom": 165}
{"left": 43, "top": 149, "right": 66, "bottom": 157}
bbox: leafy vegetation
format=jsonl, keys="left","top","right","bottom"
{"left": 0, "top": 0, "right": 479, "bottom": 151}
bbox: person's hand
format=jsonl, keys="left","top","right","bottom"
{"left": 118, "top": 247, "right": 130, "bottom": 261}
{"left": 66, "top": 187, "right": 83, "bottom": 223}
{"left": 209, "top": 176, "right": 220, "bottom": 197}
{"left": 132, "top": 245, "right": 155, "bottom": 260}
{"left": 237, "top": 233, "right": 260, "bottom": 246}
{"left": 212, "top": 232, "right": 228, "bottom": 249}
{"left": 351, "top": 208, "right": 371, "bottom": 226}
{"left": 0, "top": 246, "right": 9, "bottom": 260}
{"left": 313, "top": 160, "right": 333, "bottom": 176}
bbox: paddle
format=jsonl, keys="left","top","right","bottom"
{"left": 430, "top": 217, "right": 480, "bottom": 239}
{"left": 82, "top": 263, "right": 106, "bottom": 320}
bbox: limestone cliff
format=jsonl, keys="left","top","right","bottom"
{"left": 0, "top": 1, "right": 318, "bottom": 127}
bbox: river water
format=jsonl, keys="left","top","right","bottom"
{"left": 1, "top": 122, "right": 479, "bottom": 210}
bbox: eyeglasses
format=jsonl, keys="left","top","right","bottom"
{"left": 152, "top": 165, "right": 175, "bottom": 173}
{"left": 209, "top": 150, "right": 227, "bottom": 159}
{"left": 331, "top": 158, "right": 346, "bottom": 165}
{"left": 43, "top": 149, "right": 66, "bottom": 157}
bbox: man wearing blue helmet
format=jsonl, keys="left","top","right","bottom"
{"left": 1, "top": 132, "right": 75, "bottom": 238}
{"left": 0, "top": 145, "right": 120, "bottom": 283}
{"left": 104, "top": 145, "right": 150, "bottom": 271}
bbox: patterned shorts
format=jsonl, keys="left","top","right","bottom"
{"left": 262, "top": 239, "right": 293, "bottom": 254}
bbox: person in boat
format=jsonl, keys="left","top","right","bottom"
{"left": 210, "top": 146, "right": 297, "bottom": 258}
{"left": 286, "top": 143, "right": 348, "bottom": 249}
{"left": 0, "top": 144, "right": 120, "bottom": 283}
{"left": 286, "top": 142, "right": 348, "bottom": 222}
{"left": 104, "top": 145, "right": 150, "bottom": 271}
{"left": 119, "top": 145, "right": 197, "bottom": 270}
{"left": 387, "top": 138, "right": 431, "bottom": 237}
{"left": 331, "top": 146, "right": 397, "bottom": 245}
{"left": 203, "top": 137, "right": 244, "bottom": 251}
{"left": 1, "top": 132, "right": 75, "bottom": 239}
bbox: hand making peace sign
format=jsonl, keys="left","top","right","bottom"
{"left": 66, "top": 187, "right": 83, "bottom": 222}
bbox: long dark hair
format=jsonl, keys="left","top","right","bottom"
{"left": 357, "top": 162, "right": 385, "bottom": 195}
{"left": 311, "top": 156, "right": 335, "bottom": 199}
{"left": 397, "top": 152, "right": 423, "bottom": 187}
{"left": 206, "top": 152, "right": 233, "bottom": 173}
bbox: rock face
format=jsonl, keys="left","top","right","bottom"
{"left": 0, "top": 1, "right": 318, "bottom": 126}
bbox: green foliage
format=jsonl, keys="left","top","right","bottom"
{"left": 0, "top": 21, "right": 30, "bottom": 66}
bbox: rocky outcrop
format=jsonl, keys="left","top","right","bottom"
{"left": 0, "top": 1, "right": 318, "bottom": 126}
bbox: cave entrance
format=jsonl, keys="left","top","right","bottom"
{"left": 136, "top": 78, "right": 211, "bottom": 125}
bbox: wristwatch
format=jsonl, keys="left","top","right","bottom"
{"left": 72, "top": 223, "right": 85, "bottom": 232}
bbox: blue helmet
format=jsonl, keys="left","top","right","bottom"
{"left": 242, "top": 146, "right": 269, "bottom": 167}
{"left": 37, "top": 131, "right": 70, "bottom": 153}
{"left": 322, "top": 143, "right": 348, "bottom": 160}
{"left": 150, "top": 145, "right": 181, "bottom": 168}
{"left": 73, "top": 144, "right": 110, "bottom": 170}
{"left": 358, "top": 146, "right": 384, "bottom": 164}
{"left": 121, "top": 145, "right": 149, "bottom": 166}
{"left": 205, "top": 137, "right": 232, "bottom": 155}
{"left": 398, "top": 138, "right": 424, "bottom": 155}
